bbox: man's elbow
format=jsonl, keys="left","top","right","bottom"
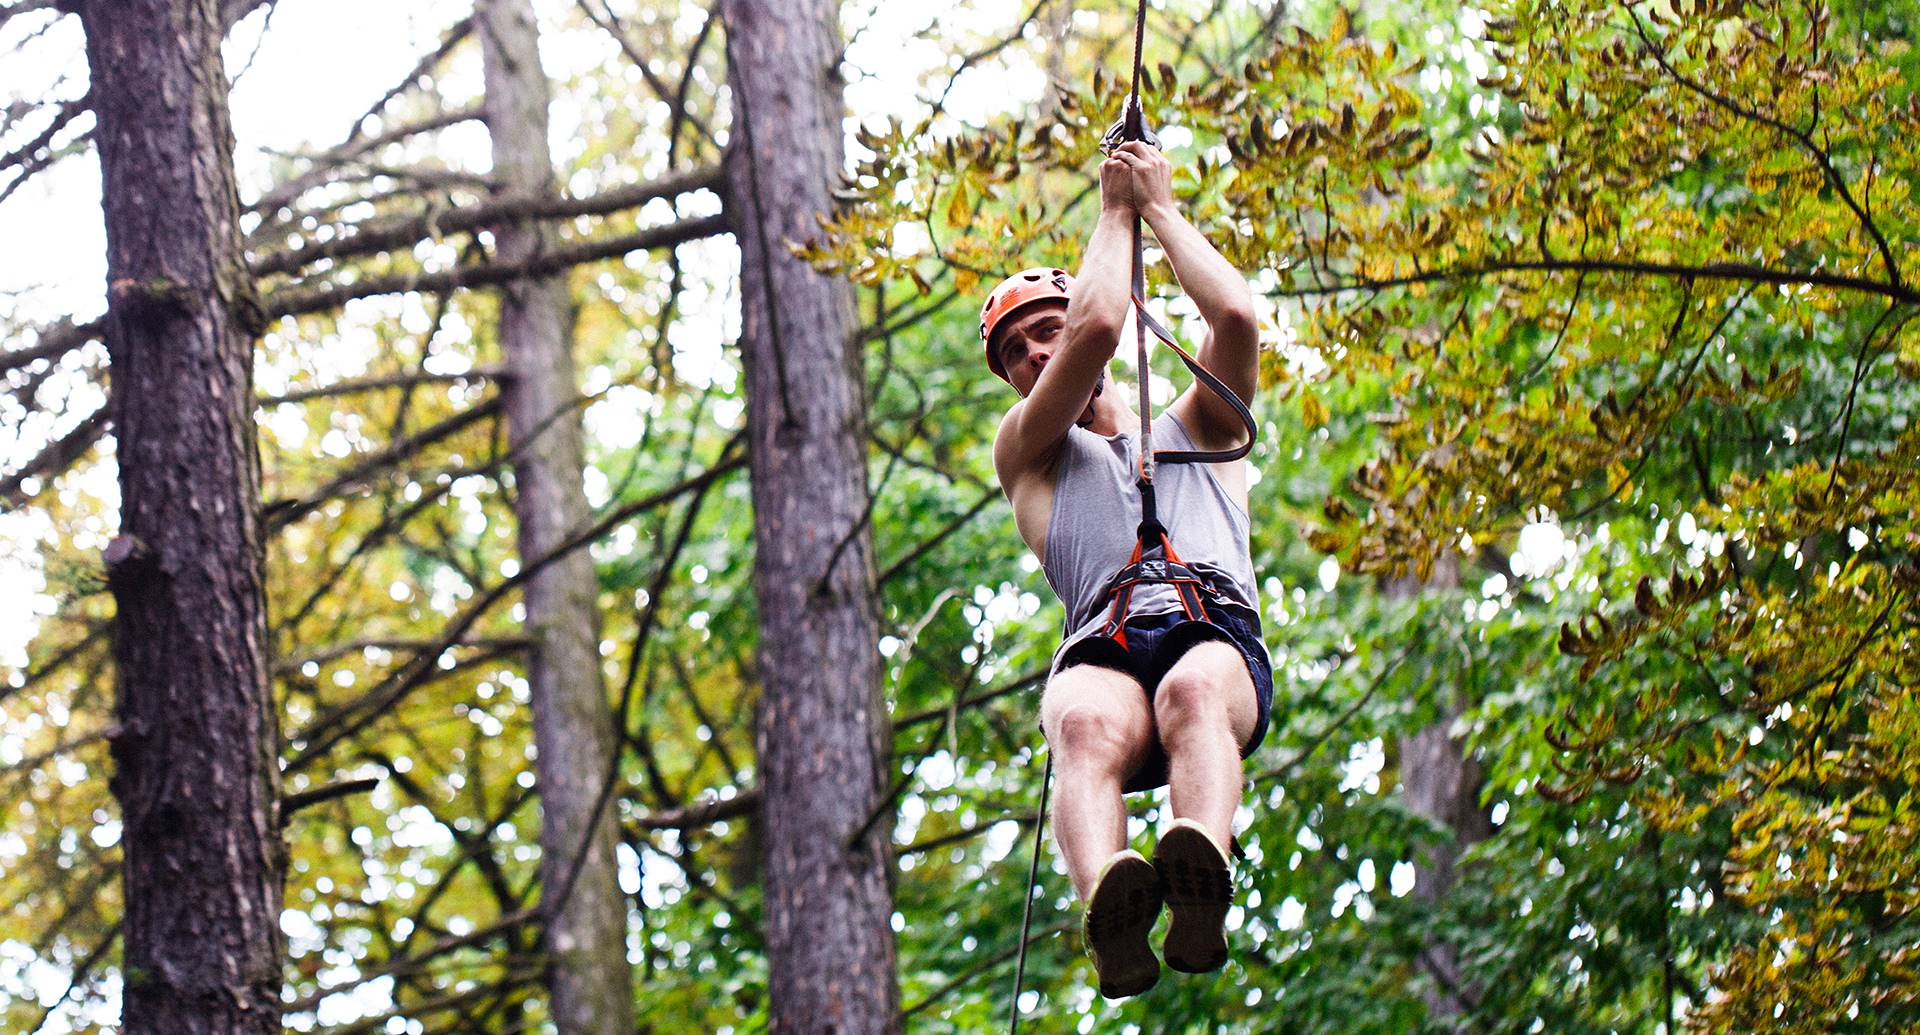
{"left": 1209, "top": 297, "right": 1259, "bottom": 342}
{"left": 1065, "top": 311, "right": 1123, "bottom": 355}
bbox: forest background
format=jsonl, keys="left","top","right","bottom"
{"left": 2, "top": 0, "right": 1916, "bottom": 1033}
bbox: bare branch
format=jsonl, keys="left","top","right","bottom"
{"left": 340, "top": 15, "right": 474, "bottom": 146}
{"left": 251, "top": 164, "right": 722, "bottom": 278}
{"left": 902, "top": 918, "right": 1075, "bottom": 1018}
{"left": 0, "top": 96, "right": 85, "bottom": 179}
{"left": 1276, "top": 256, "right": 1920, "bottom": 307}
{"left": 258, "top": 366, "right": 505, "bottom": 406}
{"left": 263, "top": 397, "right": 503, "bottom": 528}
{"left": 280, "top": 777, "right": 380, "bottom": 818}
{"left": 264, "top": 213, "right": 729, "bottom": 319}
{"left": 0, "top": 724, "right": 118, "bottom": 779}
{"left": 877, "top": 489, "right": 997, "bottom": 587}
{"left": 631, "top": 791, "right": 760, "bottom": 831}
{"left": 245, "top": 105, "right": 483, "bottom": 217}
{"left": 0, "top": 406, "right": 108, "bottom": 509}
{"left": 274, "top": 636, "right": 530, "bottom": 676}
{"left": 283, "top": 447, "right": 749, "bottom": 770}
{"left": 0, "top": 317, "right": 101, "bottom": 377}
{"left": 281, "top": 910, "right": 538, "bottom": 1014}
{"left": 575, "top": 0, "right": 718, "bottom": 150}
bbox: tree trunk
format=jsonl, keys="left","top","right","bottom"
{"left": 77, "top": 3, "right": 282, "bottom": 1033}
{"left": 1388, "top": 557, "right": 1495, "bottom": 1024}
{"left": 476, "top": 2, "right": 636, "bottom": 1033}
{"left": 723, "top": 0, "right": 900, "bottom": 1030}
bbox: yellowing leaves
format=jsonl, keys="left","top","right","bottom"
{"left": 1300, "top": 390, "right": 1329, "bottom": 429}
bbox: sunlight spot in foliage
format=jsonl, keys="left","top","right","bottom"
{"left": 616, "top": 842, "right": 641, "bottom": 895}
{"left": 1317, "top": 555, "right": 1340, "bottom": 592}
{"left": 1277, "top": 896, "right": 1306, "bottom": 931}
{"left": 1331, "top": 881, "right": 1359, "bottom": 917}
{"left": 918, "top": 752, "right": 956, "bottom": 791}
{"left": 1339, "top": 738, "right": 1384, "bottom": 794}
{"left": 1514, "top": 519, "right": 1566, "bottom": 577}
{"left": 1390, "top": 861, "right": 1416, "bottom": 897}
{"left": 889, "top": 221, "right": 929, "bottom": 258}
{"left": 982, "top": 819, "right": 1020, "bottom": 863}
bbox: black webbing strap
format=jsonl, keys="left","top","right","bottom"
{"left": 1131, "top": 299, "right": 1257, "bottom": 466}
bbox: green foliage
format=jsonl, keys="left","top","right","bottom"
{"left": 9, "top": 0, "right": 1919, "bottom": 1032}
{"left": 811, "top": 0, "right": 1920, "bottom": 1031}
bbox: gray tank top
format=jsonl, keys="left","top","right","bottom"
{"left": 1041, "top": 413, "right": 1258, "bottom": 667}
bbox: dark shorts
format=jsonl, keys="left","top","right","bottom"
{"left": 1056, "top": 603, "right": 1274, "bottom": 794}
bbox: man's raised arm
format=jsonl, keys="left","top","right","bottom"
{"left": 1110, "top": 142, "right": 1259, "bottom": 449}
{"left": 993, "top": 157, "right": 1139, "bottom": 480}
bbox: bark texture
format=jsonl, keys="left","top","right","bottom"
{"left": 78, "top": 2, "right": 282, "bottom": 1033}
{"left": 1389, "top": 557, "right": 1495, "bottom": 1024}
{"left": 476, "top": 2, "right": 636, "bottom": 1032}
{"left": 724, "top": 0, "right": 900, "bottom": 1030}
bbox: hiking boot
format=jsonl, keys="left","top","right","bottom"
{"left": 1082, "top": 849, "right": 1162, "bottom": 998}
{"left": 1155, "top": 818, "right": 1233, "bottom": 974}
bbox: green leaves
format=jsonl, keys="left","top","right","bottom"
{"left": 798, "top": 0, "right": 1920, "bottom": 1030}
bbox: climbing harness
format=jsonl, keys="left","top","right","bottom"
{"left": 1006, "top": 0, "right": 1258, "bottom": 1026}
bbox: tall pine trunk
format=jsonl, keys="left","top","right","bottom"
{"left": 476, "top": 2, "right": 636, "bottom": 1032}
{"left": 78, "top": 2, "right": 282, "bottom": 1032}
{"left": 723, "top": 0, "right": 900, "bottom": 1029}
{"left": 1389, "top": 558, "right": 1494, "bottom": 1024}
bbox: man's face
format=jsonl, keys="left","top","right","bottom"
{"left": 992, "top": 301, "right": 1069, "bottom": 397}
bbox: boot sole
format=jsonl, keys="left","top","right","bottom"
{"left": 1157, "top": 821, "right": 1232, "bottom": 974}
{"left": 1084, "top": 853, "right": 1162, "bottom": 998}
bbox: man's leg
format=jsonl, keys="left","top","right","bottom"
{"left": 1152, "top": 640, "right": 1259, "bottom": 846}
{"left": 1039, "top": 664, "right": 1153, "bottom": 901}
{"left": 1150, "top": 639, "right": 1259, "bottom": 974}
{"left": 1041, "top": 663, "right": 1160, "bottom": 997}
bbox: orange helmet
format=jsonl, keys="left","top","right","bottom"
{"left": 980, "top": 267, "right": 1073, "bottom": 382}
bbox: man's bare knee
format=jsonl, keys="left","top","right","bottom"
{"left": 1042, "top": 669, "right": 1149, "bottom": 776}
{"left": 1049, "top": 702, "right": 1139, "bottom": 773}
{"left": 1154, "top": 669, "right": 1226, "bottom": 738}
{"left": 1154, "top": 642, "right": 1252, "bottom": 745}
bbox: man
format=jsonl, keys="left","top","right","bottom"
{"left": 985, "top": 139, "right": 1272, "bottom": 999}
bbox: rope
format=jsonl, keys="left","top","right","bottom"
{"left": 1006, "top": 750, "right": 1053, "bottom": 1035}
{"left": 1123, "top": 0, "right": 1155, "bottom": 502}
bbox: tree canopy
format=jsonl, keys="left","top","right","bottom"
{"left": 2, "top": 0, "right": 1916, "bottom": 1032}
